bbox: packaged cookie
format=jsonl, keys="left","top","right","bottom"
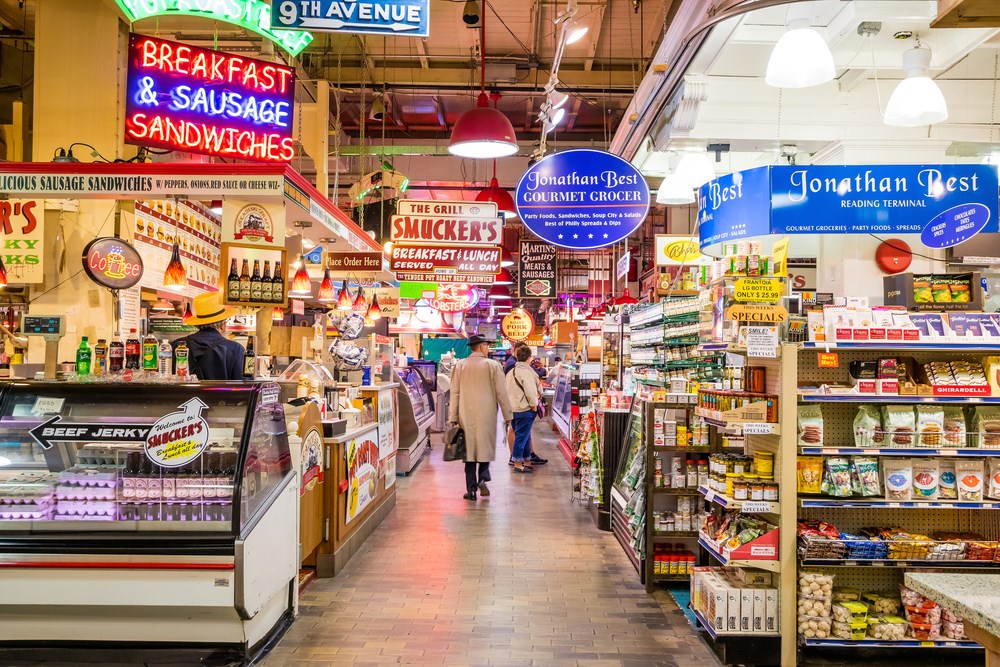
{"left": 912, "top": 459, "right": 939, "bottom": 500}
{"left": 973, "top": 407, "right": 1000, "bottom": 449}
{"left": 956, "top": 458, "right": 985, "bottom": 501}
{"left": 822, "top": 457, "right": 852, "bottom": 497}
{"left": 854, "top": 405, "right": 882, "bottom": 447}
{"left": 916, "top": 405, "right": 944, "bottom": 447}
{"left": 851, "top": 456, "right": 881, "bottom": 497}
{"left": 883, "top": 458, "right": 913, "bottom": 500}
{"left": 989, "top": 458, "right": 1000, "bottom": 500}
{"left": 882, "top": 405, "right": 916, "bottom": 447}
{"left": 798, "top": 405, "right": 824, "bottom": 446}
{"left": 943, "top": 407, "right": 967, "bottom": 447}
{"left": 939, "top": 459, "right": 958, "bottom": 499}
{"left": 798, "top": 457, "right": 824, "bottom": 494}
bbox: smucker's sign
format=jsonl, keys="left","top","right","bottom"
{"left": 144, "top": 398, "right": 210, "bottom": 468}
{"left": 391, "top": 200, "right": 501, "bottom": 246}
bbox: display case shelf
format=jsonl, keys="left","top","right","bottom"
{"left": 693, "top": 609, "right": 781, "bottom": 640}
{"left": 799, "top": 394, "right": 1000, "bottom": 404}
{"left": 698, "top": 537, "right": 781, "bottom": 573}
{"left": 799, "top": 498, "right": 1000, "bottom": 509}
{"left": 698, "top": 486, "right": 781, "bottom": 514}
{"left": 694, "top": 409, "right": 781, "bottom": 435}
{"left": 802, "top": 342, "right": 1000, "bottom": 351}
{"left": 798, "top": 558, "right": 1000, "bottom": 568}
{"left": 801, "top": 638, "right": 980, "bottom": 649}
{"left": 800, "top": 446, "right": 1000, "bottom": 457}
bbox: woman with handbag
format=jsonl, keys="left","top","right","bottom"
{"left": 448, "top": 335, "right": 513, "bottom": 500}
{"left": 506, "top": 345, "right": 543, "bottom": 474}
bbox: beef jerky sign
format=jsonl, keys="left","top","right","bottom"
{"left": 518, "top": 240, "right": 556, "bottom": 298}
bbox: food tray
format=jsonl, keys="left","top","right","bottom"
{"left": 0, "top": 507, "right": 53, "bottom": 519}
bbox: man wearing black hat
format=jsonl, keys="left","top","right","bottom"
{"left": 448, "top": 335, "right": 513, "bottom": 500}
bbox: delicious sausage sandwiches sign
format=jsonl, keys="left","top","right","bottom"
{"left": 515, "top": 149, "right": 650, "bottom": 250}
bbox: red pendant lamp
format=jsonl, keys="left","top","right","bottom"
{"left": 366, "top": 293, "right": 382, "bottom": 322}
{"left": 272, "top": 307, "right": 285, "bottom": 321}
{"left": 352, "top": 286, "right": 368, "bottom": 314}
{"left": 317, "top": 268, "right": 336, "bottom": 303}
{"left": 336, "top": 280, "right": 353, "bottom": 311}
{"left": 163, "top": 239, "right": 188, "bottom": 292}
{"left": 616, "top": 287, "right": 638, "bottom": 305}
{"left": 488, "top": 284, "right": 512, "bottom": 300}
{"left": 289, "top": 256, "right": 312, "bottom": 297}
{"left": 448, "top": 12, "right": 517, "bottom": 159}
{"left": 494, "top": 267, "right": 514, "bottom": 285}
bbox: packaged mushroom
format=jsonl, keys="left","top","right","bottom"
{"left": 868, "top": 615, "right": 908, "bottom": 641}
{"left": 798, "top": 616, "right": 832, "bottom": 639}
{"left": 862, "top": 592, "right": 901, "bottom": 616}
{"left": 832, "top": 620, "right": 868, "bottom": 641}
{"left": 832, "top": 602, "right": 868, "bottom": 624}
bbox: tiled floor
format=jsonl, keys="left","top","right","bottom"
{"left": 263, "top": 421, "right": 722, "bottom": 667}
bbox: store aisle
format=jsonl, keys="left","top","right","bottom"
{"left": 262, "top": 421, "right": 721, "bottom": 667}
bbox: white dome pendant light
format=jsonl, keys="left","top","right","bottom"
{"left": 676, "top": 152, "right": 716, "bottom": 189}
{"left": 884, "top": 46, "right": 948, "bottom": 128}
{"left": 765, "top": 17, "right": 835, "bottom": 89}
{"left": 656, "top": 173, "right": 695, "bottom": 206}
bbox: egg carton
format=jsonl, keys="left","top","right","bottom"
{"left": 0, "top": 491, "right": 55, "bottom": 505}
{"left": 57, "top": 468, "right": 119, "bottom": 487}
{"left": 54, "top": 500, "right": 118, "bottom": 516}
{"left": 56, "top": 485, "right": 116, "bottom": 501}
{"left": 0, "top": 506, "right": 54, "bottom": 520}
{"left": 52, "top": 513, "right": 116, "bottom": 521}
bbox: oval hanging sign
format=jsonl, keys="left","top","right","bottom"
{"left": 501, "top": 309, "right": 534, "bottom": 341}
{"left": 920, "top": 203, "right": 992, "bottom": 249}
{"left": 82, "top": 237, "right": 144, "bottom": 290}
{"left": 430, "top": 284, "right": 480, "bottom": 313}
{"left": 515, "top": 148, "right": 650, "bottom": 250}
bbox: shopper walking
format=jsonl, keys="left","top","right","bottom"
{"left": 448, "top": 335, "right": 513, "bottom": 500}
{"left": 506, "top": 345, "right": 543, "bottom": 474}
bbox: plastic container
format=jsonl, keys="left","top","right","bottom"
{"left": 907, "top": 621, "right": 942, "bottom": 641}
{"left": 943, "top": 619, "right": 966, "bottom": 639}
{"left": 868, "top": 615, "right": 907, "bottom": 640}
{"left": 904, "top": 604, "right": 941, "bottom": 625}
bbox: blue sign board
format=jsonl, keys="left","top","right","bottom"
{"left": 515, "top": 149, "right": 650, "bottom": 251}
{"left": 271, "top": 0, "right": 430, "bottom": 37}
{"left": 698, "top": 164, "right": 999, "bottom": 253}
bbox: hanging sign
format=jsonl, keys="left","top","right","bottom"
{"left": 654, "top": 235, "right": 711, "bottom": 267}
{"left": 389, "top": 244, "right": 500, "bottom": 274}
{"left": 515, "top": 149, "right": 650, "bottom": 250}
{"left": 0, "top": 200, "right": 43, "bottom": 283}
{"left": 429, "top": 283, "right": 480, "bottom": 313}
{"left": 771, "top": 237, "right": 790, "bottom": 277}
{"left": 818, "top": 352, "right": 840, "bottom": 368}
{"left": 144, "top": 398, "right": 211, "bottom": 468}
{"left": 82, "top": 237, "right": 144, "bottom": 290}
{"left": 734, "top": 278, "right": 783, "bottom": 303}
{"left": 325, "top": 251, "right": 383, "bottom": 272}
{"left": 391, "top": 200, "right": 501, "bottom": 246}
{"left": 346, "top": 434, "right": 380, "bottom": 524}
{"left": 233, "top": 204, "right": 274, "bottom": 242}
{"left": 271, "top": 0, "right": 430, "bottom": 37}
{"left": 725, "top": 303, "right": 788, "bottom": 323}
{"left": 394, "top": 272, "right": 494, "bottom": 285}
{"left": 125, "top": 34, "right": 296, "bottom": 163}
{"left": 700, "top": 164, "right": 1000, "bottom": 254}
{"left": 518, "top": 240, "right": 557, "bottom": 298}
{"left": 114, "top": 0, "right": 313, "bottom": 56}
{"left": 501, "top": 309, "right": 534, "bottom": 341}
{"left": 744, "top": 326, "right": 779, "bottom": 358}
{"left": 616, "top": 251, "right": 631, "bottom": 280}
{"left": 373, "top": 287, "right": 401, "bottom": 317}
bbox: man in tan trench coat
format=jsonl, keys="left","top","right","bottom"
{"left": 448, "top": 335, "right": 514, "bottom": 500}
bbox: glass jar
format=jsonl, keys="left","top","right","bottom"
{"left": 725, "top": 472, "right": 740, "bottom": 498}
{"left": 750, "top": 479, "right": 765, "bottom": 501}
{"left": 733, "top": 477, "right": 749, "bottom": 501}
{"left": 763, "top": 482, "right": 779, "bottom": 501}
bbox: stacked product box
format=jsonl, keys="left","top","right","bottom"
{"left": 691, "top": 566, "right": 779, "bottom": 635}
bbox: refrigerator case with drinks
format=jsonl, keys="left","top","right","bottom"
{"left": 0, "top": 381, "right": 297, "bottom": 655}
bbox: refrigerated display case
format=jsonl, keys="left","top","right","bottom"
{"left": 394, "top": 367, "right": 435, "bottom": 474}
{"left": 0, "top": 381, "right": 297, "bottom": 655}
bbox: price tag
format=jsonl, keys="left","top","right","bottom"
{"left": 817, "top": 352, "right": 839, "bottom": 368}
{"left": 740, "top": 501, "right": 773, "bottom": 513}
{"left": 742, "top": 422, "right": 773, "bottom": 435}
{"left": 940, "top": 449, "right": 958, "bottom": 456}
{"left": 745, "top": 326, "right": 779, "bottom": 358}
{"left": 702, "top": 489, "right": 716, "bottom": 502}
{"left": 32, "top": 397, "right": 65, "bottom": 415}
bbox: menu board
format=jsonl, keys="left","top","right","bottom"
{"left": 133, "top": 199, "right": 222, "bottom": 294}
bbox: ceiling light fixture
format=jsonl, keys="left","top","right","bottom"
{"left": 448, "top": 11, "right": 518, "bottom": 159}
{"left": 336, "top": 280, "right": 353, "bottom": 311}
{"left": 565, "top": 21, "right": 588, "bottom": 45}
{"left": 549, "top": 90, "right": 569, "bottom": 109}
{"left": 353, "top": 286, "right": 368, "bottom": 314}
{"left": 162, "top": 238, "right": 188, "bottom": 292}
{"left": 765, "top": 17, "right": 835, "bottom": 89}
{"left": 557, "top": 0, "right": 587, "bottom": 46}
{"left": 655, "top": 173, "right": 696, "bottom": 205}
{"left": 366, "top": 293, "right": 382, "bottom": 322}
{"left": 501, "top": 248, "right": 515, "bottom": 267}
{"left": 488, "top": 284, "right": 512, "bottom": 300}
{"left": 884, "top": 45, "right": 948, "bottom": 127}
{"left": 317, "top": 268, "right": 336, "bottom": 302}
{"left": 494, "top": 268, "right": 514, "bottom": 285}
{"left": 151, "top": 298, "right": 174, "bottom": 312}
{"left": 675, "top": 152, "right": 716, "bottom": 188}
{"left": 370, "top": 94, "right": 385, "bottom": 121}
{"left": 462, "top": 0, "right": 481, "bottom": 26}
{"left": 288, "top": 256, "right": 313, "bottom": 297}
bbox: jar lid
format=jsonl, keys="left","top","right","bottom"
{"left": 725, "top": 472, "right": 740, "bottom": 478}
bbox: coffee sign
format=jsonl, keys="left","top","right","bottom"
{"left": 501, "top": 309, "right": 534, "bottom": 341}
{"left": 0, "top": 199, "right": 43, "bottom": 283}
{"left": 82, "top": 237, "right": 144, "bottom": 290}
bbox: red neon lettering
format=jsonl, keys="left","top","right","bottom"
{"left": 136, "top": 37, "right": 288, "bottom": 94}
{"left": 242, "top": 61, "right": 260, "bottom": 90}
{"left": 227, "top": 56, "right": 242, "bottom": 85}
{"left": 126, "top": 112, "right": 292, "bottom": 163}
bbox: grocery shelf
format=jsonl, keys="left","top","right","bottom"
{"left": 801, "top": 638, "right": 980, "bottom": 649}
{"left": 801, "top": 342, "right": 1000, "bottom": 351}
{"left": 651, "top": 573, "right": 692, "bottom": 581}
{"left": 652, "top": 487, "right": 702, "bottom": 496}
{"left": 698, "top": 486, "right": 781, "bottom": 514}
{"left": 693, "top": 609, "right": 781, "bottom": 640}
{"left": 694, "top": 410, "right": 781, "bottom": 435}
{"left": 800, "top": 394, "right": 1000, "bottom": 404}
{"left": 799, "top": 558, "right": 1000, "bottom": 568}
{"left": 652, "top": 531, "right": 699, "bottom": 539}
{"left": 799, "top": 498, "right": 1000, "bottom": 509}
{"left": 800, "top": 446, "right": 1000, "bottom": 457}
{"left": 698, "top": 537, "right": 781, "bottom": 573}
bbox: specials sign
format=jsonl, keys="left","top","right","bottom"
{"left": 391, "top": 200, "right": 501, "bottom": 246}
{"left": 389, "top": 245, "right": 500, "bottom": 274}
{"left": 124, "top": 34, "right": 296, "bottom": 163}
{"left": 518, "top": 240, "right": 556, "bottom": 298}
{"left": 346, "top": 433, "right": 380, "bottom": 524}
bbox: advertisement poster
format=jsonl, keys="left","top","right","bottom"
{"left": 518, "top": 240, "right": 556, "bottom": 298}
{"left": 346, "top": 434, "right": 379, "bottom": 524}
{"left": 391, "top": 200, "right": 501, "bottom": 246}
{"left": 377, "top": 392, "right": 396, "bottom": 459}
{"left": 1, "top": 200, "right": 43, "bottom": 283}
{"left": 300, "top": 427, "right": 324, "bottom": 496}
{"left": 382, "top": 454, "right": 397, "bottom": 489}
{"left": 134, "top": 199, "right": 221, "bottom": 294}
{"left": 222, "top": 199, "right": 286, "bottom": 247}
{"left": 144, "top": 398, "right": 210, "bottom": 467}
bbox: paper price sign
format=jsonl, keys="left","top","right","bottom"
{"left": 818, "top": 352, "right": 839, "bottom": 368}
{"left": 742, "top": 422, "right": 775, "bottom": 435}
{"left": 744, "top": 326, "right": 778, "bottom": 358}
{"left": 740, "top": 501, "right": 774, "bottom": 514}
{"left": 733, "top": 278, "right": 783, "bottom": 303}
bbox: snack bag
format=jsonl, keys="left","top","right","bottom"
{"left": 798, "top": 457, "right": 824, "bottom": 494}
{"left": 911, "top": 459, "right": 939, "bottom": 500}
{"left": 822, "top": 457, "right": 852, "bottom": 497}
{"left": 916, "top": 405, "right": 944, "bottom": 447}
{"left": 882, "top": 405, "right": 916, "bottom": 447}
{"left": 989, "top": 459, "right": 1000, "bottom": 500}
{"left": 883, "top": 458, "right": 913, "bottom": 500}
{"left": 851, "top": 456, "right": 881, "bottom": 497}
{"left": 973, "top": 407, "right": 1000, "bottom": 449}
{"left": 943, "top": 407, "right": 966, "bottom": 447}
{"left": 854, "top": 405, "right": 882, "bottom": 448}
{"left": 938, "top": 459, "right": 958, "bottom": 499}
{"left": 955, "top": 459, "right": 985, "bottom": 502}
{"left": 798, "top": 405, "right": 824, "bottom": 446}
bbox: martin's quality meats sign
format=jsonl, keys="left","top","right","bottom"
{"left": 391, "top": 199, "right": 502, "bottom": 246}
{"left": 389, "top": 244, "right": 500, "bottom": 274}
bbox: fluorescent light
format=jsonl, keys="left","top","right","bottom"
{"left": 655, "top": 173, "right": 695, "bottom": 205}
{"left": 884, "top": 46, "right": 948, "bottom": 128}
{"left": 765, "top": 18, "right": 835, "bottom": 89}
{"left": 675, "top": 152, "right": 716, "bottom": 188}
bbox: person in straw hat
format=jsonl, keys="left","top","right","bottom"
{"left": 170, "top": 292, "right": 245, "bottom": 381}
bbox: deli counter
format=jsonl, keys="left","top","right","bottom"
{"left": 394, "top": 366, "right": 434, "bottom": 474}
{"left": 0, "top": 381, "right": 297, "bottom": 655}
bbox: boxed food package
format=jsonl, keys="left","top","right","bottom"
{"left": 733, "top": 566, "right": 772, "bottom": 587}
{"left": 765, "top": 588, "right": 779, "bottom": 633}
{"left": 753, "top": 588, "right": 767, "bottom": 633}
{"left": 740, "top": 587, "right": 754, "bottom": 632}
{"left": 985, "top": 356, "right": 1000, "bottom": 396}
{"left": 727, "top": 586, "right": 741, "bottom": 632}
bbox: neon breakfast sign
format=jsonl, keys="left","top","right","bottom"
{"left": 125, "top": 34, "right": 296, "bottom": 162}
{"left": 114, "top": 0, "right": 313, "bottom": 57}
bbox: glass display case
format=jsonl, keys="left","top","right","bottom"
{"left": 0, "top": 381, "right": 290, "bottom": 538}
{"left": 550, "top": 363, "right": 575, "bottom": 440}
{"left": 394, "top": 367, "right": 435, "bottom": 473}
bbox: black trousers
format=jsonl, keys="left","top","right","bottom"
{"left": 465, "top": 462, "right": 490, "bottom": 493}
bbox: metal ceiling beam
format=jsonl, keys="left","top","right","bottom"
{"left": 311, "top": 65, "right": 639, "bottom": 89}
{"left": 524, "top": 98, "right": 534, "bottom": 132}
{"left": 415, "top": 38, "right": 430, "bottom": 69}
{"left": 583, "top": 2, "right": 609, "bottom": 72}
{"left": 567, "top": 98, "right": 583, "bottom": 131}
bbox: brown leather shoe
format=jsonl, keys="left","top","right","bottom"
{"left": 478, "top": 482, "right": 490, "bottom": 496}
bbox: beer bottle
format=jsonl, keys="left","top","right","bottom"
{"left": 227, "top": 258, "right": 240, "bottom": 302}
{"left": 250, "top": 260, "right": 262, "bottom": 302}
{"left": 239, "top": 259, "right": 251, "bottom": 303}
{"left": 270, "top": 260, "right": 284, "bottom": 303}
{"left": 260, "top": 261, "right": 273, "bottom": 304}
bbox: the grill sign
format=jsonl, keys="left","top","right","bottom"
{"left": 391, "top": 200, "right": 501, "bottom": 246}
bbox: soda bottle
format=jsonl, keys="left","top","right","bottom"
{"left": 175, "top": 341, "right": 189, "bottom": 377}
{"left": 93, "top": 338, "right": 108, "bottom": 375}
{"left": 108, "top": 333, "right": 125, "bottom": 373}
{"left": 125, "top": 329, "right": 141, "bottom": 370}
{"left": 157, "top": 338, "right": 173, "bottom": 375}
{"left": 76, "top": 336, "right": 92, "bottom": 376}
{"left": 142, "top": 332, "right": 158, "bottom": 371}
